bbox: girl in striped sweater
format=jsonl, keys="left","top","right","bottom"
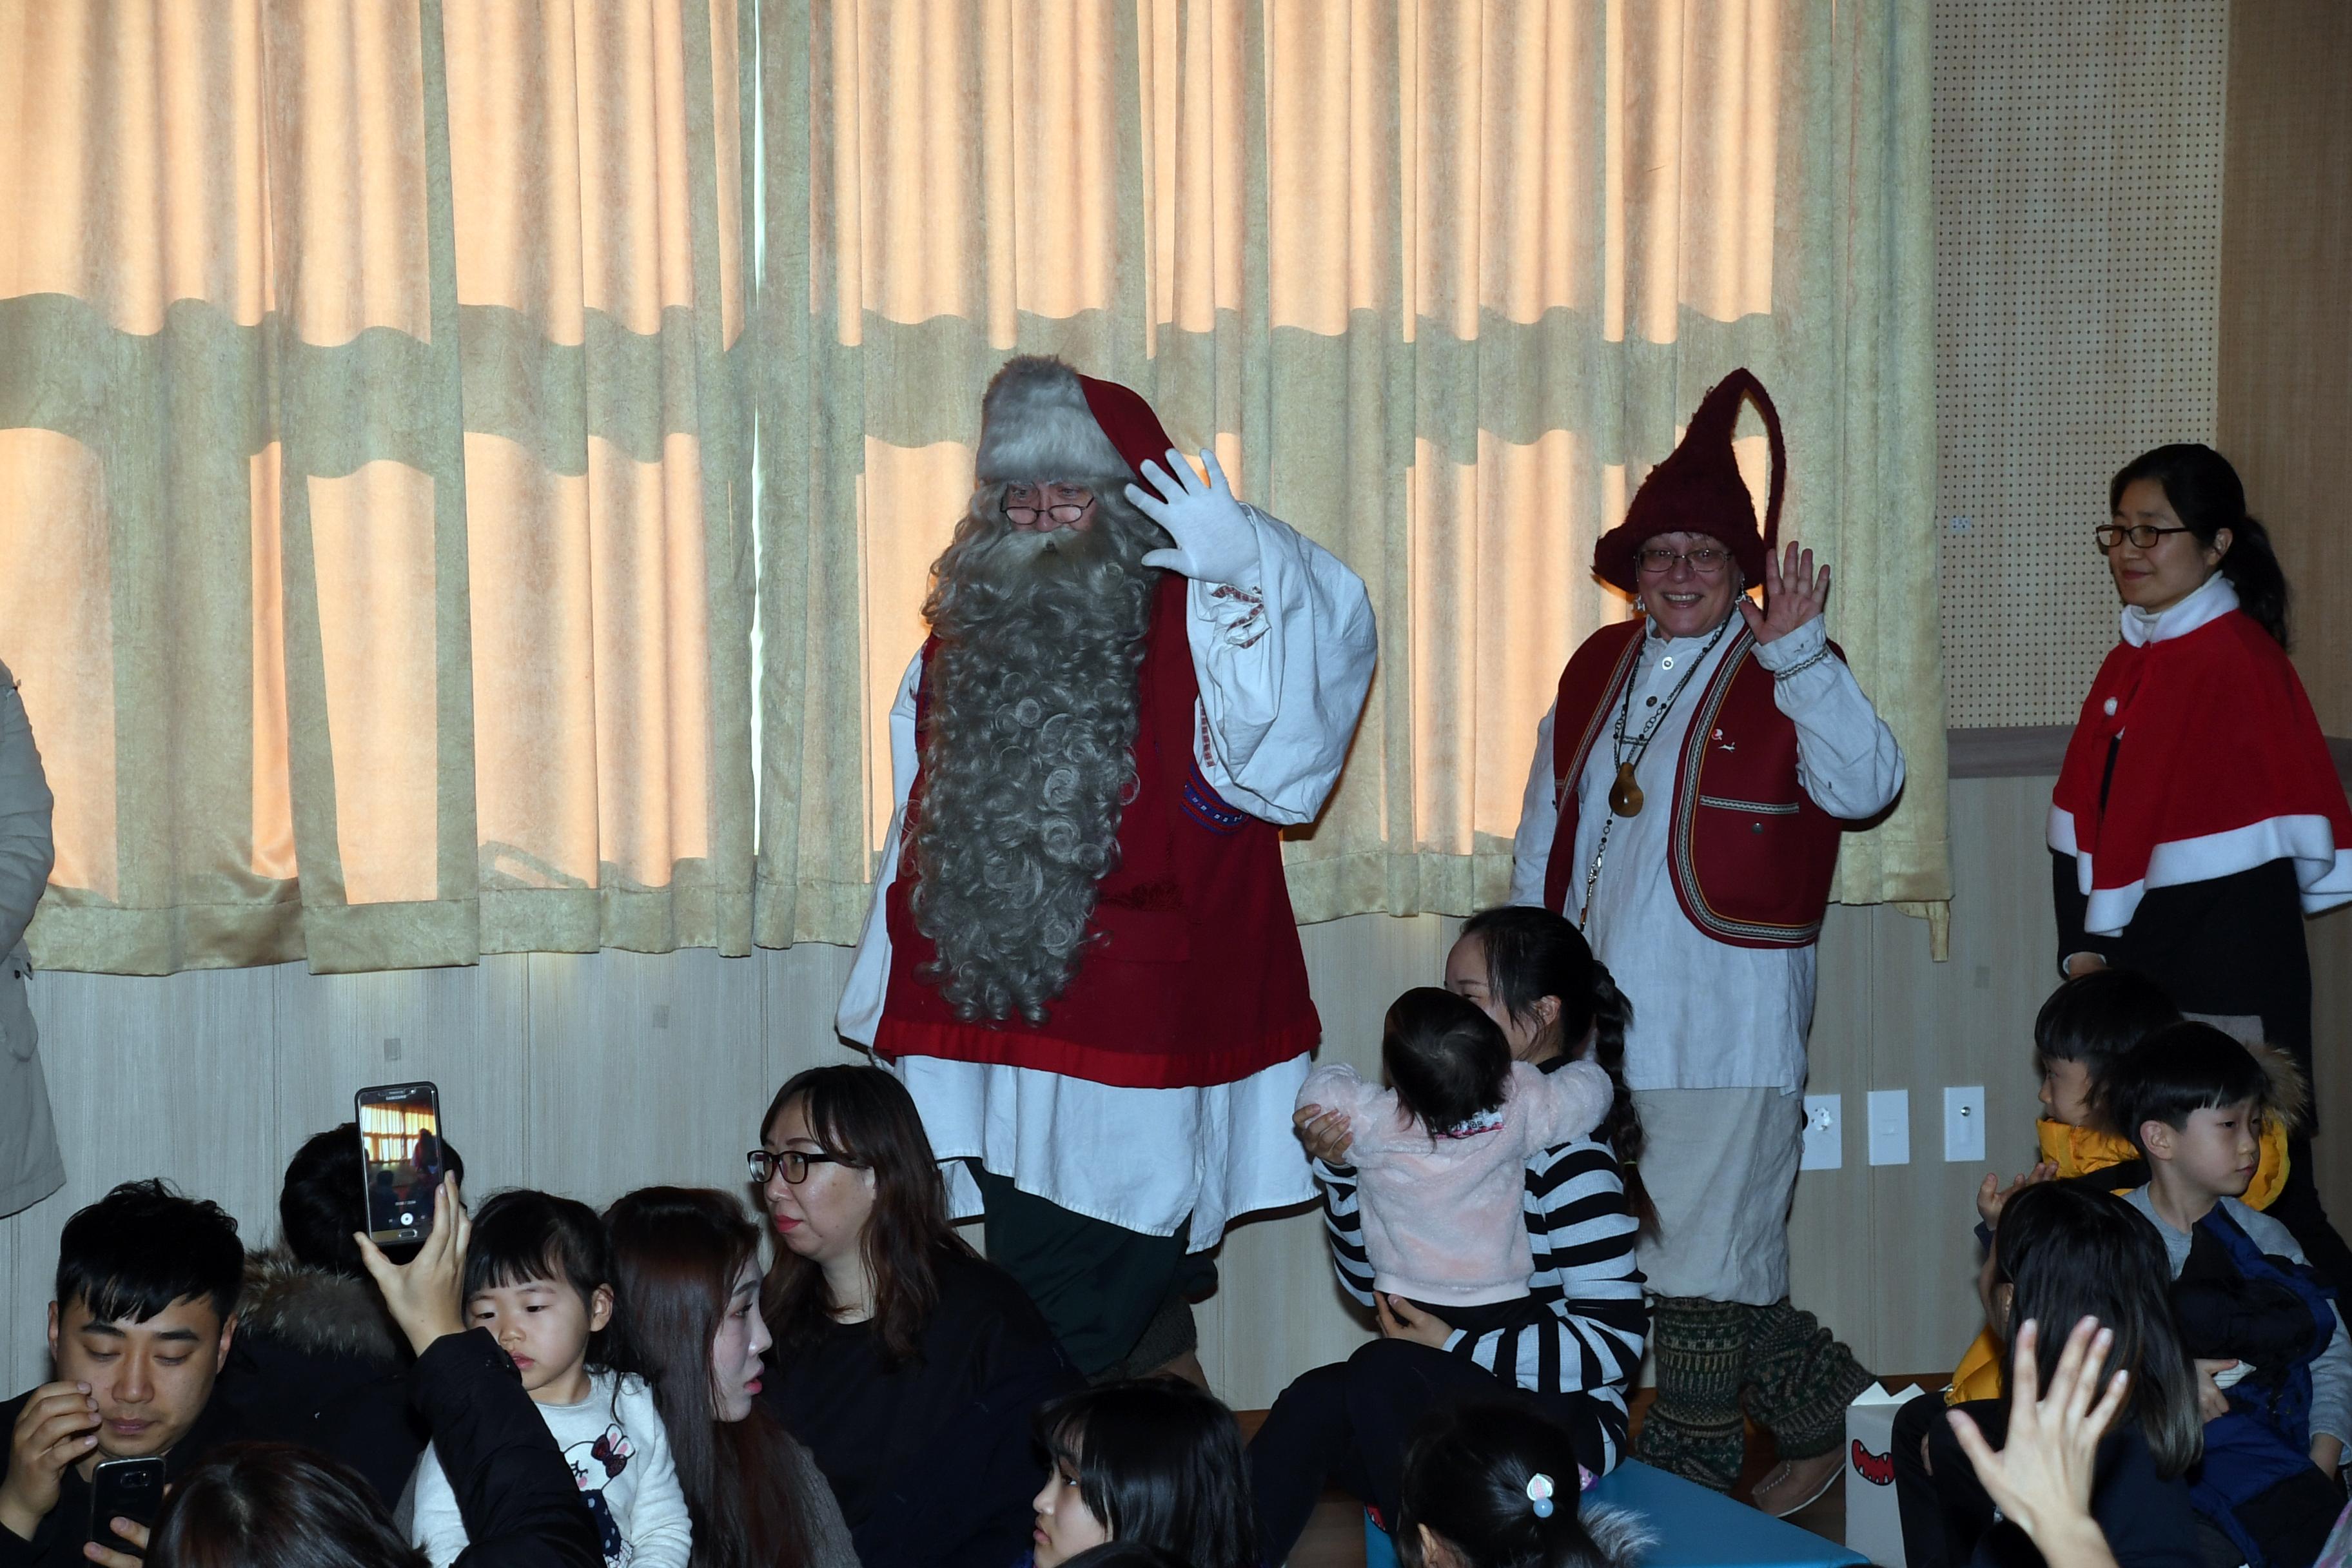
{"left": 1247, "top": 906, "right": 1650, "bottom": 1563}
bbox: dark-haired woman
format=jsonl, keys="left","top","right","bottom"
{"left": 1029, "top": 1379, "right": 1258, "bottom": 1568}
{"left": 1248, "top": 910, "right": 1648, "bottom": 1565}
{"left": 603, "top": 1188, "right": 856, "bottom": 1568}
{"left": 754, "top": 1064, "right": 1082, "bottom": 1568}
{"left": 2052, "top": 443, "right": 2352, "bottom": 1287}
{"left": 1394, "top": 1403, "right": 1652, "bottom": 1568}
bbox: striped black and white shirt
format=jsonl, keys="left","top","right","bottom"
{"left": 1313, "top": 1120, "right": 1647, "bottom": 1443}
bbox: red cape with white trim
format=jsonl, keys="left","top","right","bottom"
{"left": 2050, "top": 607, "right": 2352, "bottom": 937}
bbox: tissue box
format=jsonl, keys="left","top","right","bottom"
{"left": 1845, "top": 1381, "right": 1917, "bottom": 1567}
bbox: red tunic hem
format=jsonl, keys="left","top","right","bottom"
{"left": 875, "top": 1015, "right": 1320, "bottom": 1090}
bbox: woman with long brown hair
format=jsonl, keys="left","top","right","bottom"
{"left": 602, "top": 1188, "right": 855, "bottom": 1568}
{"left": 754, "top": 1064, "right": 1081, "bottom": 1568}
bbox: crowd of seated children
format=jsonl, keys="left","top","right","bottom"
{"left": 1894, "top": 1181, "right": 2206, "bottom": 1568}
{"left": 2108, "top": 1025, "right": 2350, "bottom": 1568}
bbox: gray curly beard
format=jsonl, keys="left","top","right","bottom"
{"left": 907, "top": 485, "right": 1168, "bottom": 1024}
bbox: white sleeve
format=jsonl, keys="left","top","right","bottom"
{"left": 1509, "top": 699, "right": 1562, "bottom": 908}
{"left": 1184, "top": 504, "right": 1377, "bottom": 826}
{"left": 1753, "top": 619, "right": 1907, "bottom": 821}
{"left": 621, "top": 1385, "right": 695, "bottom": 1568}
{"left": 834, "top": 652, "right": 925, "bottom": 1046}
{"left": 407, "top": 1443, "right": 470, "bottom": 1568}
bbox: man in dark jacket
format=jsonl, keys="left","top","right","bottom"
{"left": 0, "top": 1182, "right": 246, "bottom": 1567}
{"left": 213, "top": 1123, "right": 466, "bottom": 1506}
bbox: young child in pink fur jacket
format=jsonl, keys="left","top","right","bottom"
{"left": 1297, "top": 986, "right": 1615, "bottom": 1337}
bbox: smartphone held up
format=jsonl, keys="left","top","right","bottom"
{"left": 355, "top": 1081, "right": 446, "bottom": 1246}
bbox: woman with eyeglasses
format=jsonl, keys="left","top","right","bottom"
{"left": 750, "top": 1064, "right": 1083, "bottom": 1568}
{"left": 2051, "top": 442, "right": 2352, "bottom": 1287}
{"left": 1506, "top": 369, "right": 1905, "bottom": 1513}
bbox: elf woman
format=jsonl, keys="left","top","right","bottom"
{"left": 2051, "top": 442, "right": 2352, "bottom": 1288}
{"left": 1509, "top": 369, "right": 1906, "bottom": 1512}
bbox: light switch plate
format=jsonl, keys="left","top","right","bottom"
{"left": 1944, "top": 1085, "right": 1986, "bottom": 1162}
{"left": 1800, "top": 1094, "right": 1841, "bottom": 1170}
{"left": 1867, "top": 1090, "right": 1910, "bottom": 1166}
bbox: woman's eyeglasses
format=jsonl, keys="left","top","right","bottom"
{"left": 746, "top": 1149, "right": 850, "bottom": 1185}
{"left": 2095, "top": 522, "right": 2193, "bottom": 552}
{"left": 1636, "top": 546, "right": 1730, "bottom": 576}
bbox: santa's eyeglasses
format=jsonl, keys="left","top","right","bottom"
{"left": 1003, "top": 486, "right": 1096, "bottom": 529}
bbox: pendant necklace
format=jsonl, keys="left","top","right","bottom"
{"left": 1578, "top": 616, "right": 1732, "bottom": 931}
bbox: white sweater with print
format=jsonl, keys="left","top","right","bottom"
{"left": 411, "top": 1368, "right": 692, "bottom": 1568}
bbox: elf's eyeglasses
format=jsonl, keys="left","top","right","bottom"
{"left": 2095, "top": 523, "right": 2193, "bottom": 552}
{"left": 1636, "top": 546, "right": 1730, "bottom": 576}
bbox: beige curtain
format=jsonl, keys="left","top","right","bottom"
{"left": 0, "top": 1, "right": 756, "bottom": 974}
{"left": 753, "top": 0, "right": 1951, "bottom": 948}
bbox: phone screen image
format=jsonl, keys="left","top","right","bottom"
{"left": 355, "top": 1081, "right": 445, "bottom": 1244}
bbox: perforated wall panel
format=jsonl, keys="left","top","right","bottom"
{"left": 1934, "top": 1, "right": 2229, "bottom": 727}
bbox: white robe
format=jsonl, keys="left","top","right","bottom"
{"left": 837, "top": 505, "right": 1377, "bottom": 1243}
{"left": 1507, "top": 616, "right": 1906, "bottom": 1093}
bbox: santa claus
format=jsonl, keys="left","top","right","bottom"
{"left": 838, "top": 356, "right": 1377, "bottom": 1380}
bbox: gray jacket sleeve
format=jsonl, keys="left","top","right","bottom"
{"left": 0, "top": 664, "right": 55, "bottom": 960}
{"left": 786, "top": 1435, "right": 860, "bottom": 1568}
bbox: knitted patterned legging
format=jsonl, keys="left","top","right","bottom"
{"left": 1634, "top": 1295, "right": 1876, "bottom": 1493}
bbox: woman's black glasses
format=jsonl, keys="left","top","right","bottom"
{"left": 747, "top": 1149, "right": 850, "bottom": 1185}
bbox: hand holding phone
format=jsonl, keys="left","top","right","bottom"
{"left": 0, "top": 1382, "right": 99, "bottom": 1542}
{"left": 88, "top": 1456, "right": 163, "bottom": 1558}
{"left": 358, "top": 1173, "right": 473, "bottom": 1358}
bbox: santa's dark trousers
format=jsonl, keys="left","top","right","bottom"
{"left": 975, "top": 1170, "right": 1207, "bottom": 1380}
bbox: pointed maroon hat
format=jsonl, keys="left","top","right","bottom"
{"left": 973, "top": 356, "right": 1177, "bottom": 484}
{"left": 1591, "top": 368, "right": 1786, "bottom": 592}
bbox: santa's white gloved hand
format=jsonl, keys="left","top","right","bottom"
{"left": 1128, "top": 448, "right": 1260, "bottom": 588}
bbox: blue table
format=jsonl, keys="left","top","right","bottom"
{"left": 1362, "top": 1461, "right": 1868, "bottom": 1568}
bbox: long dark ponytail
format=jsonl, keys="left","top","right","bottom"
{"left": 1459, "top": 906, "right": 1653, "bottom": 1232}
{"left": 2110, "top": 444, "right": 2288, "bottom": 647}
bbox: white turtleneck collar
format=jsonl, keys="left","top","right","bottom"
{"left": 2119, "top": 570, "right": 2237, "bottom": 648}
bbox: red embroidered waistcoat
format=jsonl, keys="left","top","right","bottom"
{"left": 877, "top": 574, "right": 1321, "bottom": 1089}
{"left": 1541, "top": 620, "right": 1847, "bottom": 949}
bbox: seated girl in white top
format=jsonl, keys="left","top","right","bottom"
{"left": 1297, "top": 988, "right": 1614, "bottom": 1334}
{"left": 411, "top": 1190, "right": 692, "bottom": 1568}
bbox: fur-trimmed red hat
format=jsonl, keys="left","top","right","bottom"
{"left": 1591, "top": 368, "right": 1785, "bottom": 592}
{"left": 974, "top": 355, "right": 1177, "bottom": 485}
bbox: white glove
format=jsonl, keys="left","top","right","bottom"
{"left": 1128, "top": 448, "right": 1260, "bottom": 588}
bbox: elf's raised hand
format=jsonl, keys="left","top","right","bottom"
{"left": 1129, "top": 448, "right": 1259, "bottom": 588}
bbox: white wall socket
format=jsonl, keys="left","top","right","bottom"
{"left": 1800, "top": 1094, "right": 1841, "bottom": 1170}
{"left": 1944, "top": 1085, "right": 1987, "bottom": 1162}
{"left": 1867, "top": 1089, "right": 1910, "bottom": 1166}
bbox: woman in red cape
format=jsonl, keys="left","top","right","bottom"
{"left": 2050, "top": 442, "right": 2352, "bottom": 1287}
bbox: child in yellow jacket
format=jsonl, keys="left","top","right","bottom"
{"left": 1946, "top": 970, "right": 2297, "bottom": 1404}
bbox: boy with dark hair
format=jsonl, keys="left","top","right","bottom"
{"left": 2112, "top": 1023, "right": 2347, "bottom": 1568}
{"left": 0, "top": 1181, "right": 244, "bottom": 1565}
{"left": 213, "top": 1122, "right": 467, "bottom": 1505}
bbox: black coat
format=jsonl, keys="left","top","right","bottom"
{"left": 211, "top": 1250, "right": 426, "bottom": 1506}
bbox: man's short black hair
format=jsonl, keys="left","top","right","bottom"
{"left": 2105, "top": 1023, "right": 2275, "bottom": 1159}
{"left": 280, "top": 1122, "right": 467, "bottom": 1277}
{"left": 56, "top": 1180, "right": 244, "bottom": 1326}
{"left": 2033, "top": 968, "right": 2180, "bottom": 1076}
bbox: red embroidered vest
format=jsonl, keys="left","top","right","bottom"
{"left": 877, "top": 574, "right": 1321, "bottom": 1089}
{"left": 1541, "top": 620, "right": 1846, "bottom": 948}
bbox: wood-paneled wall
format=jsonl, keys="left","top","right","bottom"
{"left": 2218, "top": 1, "right": 2352, "bottom": 730}
{"left": 17, "top": 775, "right": 2346, "bottom": 1405}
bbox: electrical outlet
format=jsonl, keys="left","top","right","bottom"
{"left": 1944, "top": 1085, "right": 1986, "bottom": 1162}
{"left": 1800, "top": 1095, "right": 1841, "bottom": 1170}
{"left": 1867, "top": 1090, "right": 1910, "bottom": 1166}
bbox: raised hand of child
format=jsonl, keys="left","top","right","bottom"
{"left": 1977, "top": 1162, "right": 2060, "bottom": 1228}
{"left": 1948, "top": 1316, "right": 2128, "bottom": 1568}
